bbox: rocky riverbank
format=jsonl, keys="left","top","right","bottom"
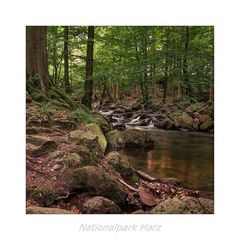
{"left": 99, "top": 101, "right": 214, "bottom": 133}
{"left": 26, "top": 98, "right": 214, "bottom": 214}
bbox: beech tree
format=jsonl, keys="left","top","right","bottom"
{"left": 82, "top": 26, "right": 95, "bottom": 108}
{"left": 26, "top": 26, "right": 52, "bottom": 93}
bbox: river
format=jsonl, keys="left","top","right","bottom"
{"left": 120, "top": 128, "right": 214, "bottom": 192}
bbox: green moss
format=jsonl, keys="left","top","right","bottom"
{"left": 68, "top": 108, "right": 98, "bottom": 124}
{"left": 32, "top": 186, "right": 56, "bottom": 207}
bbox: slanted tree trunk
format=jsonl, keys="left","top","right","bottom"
{"left": 26, "top": 26, "right": 52, "bottom": 93}
{"left": 82, "top": 26, "right": 95, "bottom": 109}
{"left": 64, "top": 26, "right": 71, "bottom": 93}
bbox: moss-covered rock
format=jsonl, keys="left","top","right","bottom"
{"left": 82, "top": 196, "right": 122, "bottom": 214}
{"left": 31, "top": 186, "right": 56, "bottom": 207}
{"left": 87, "top": 123, "right": 107, "bottom": 152}
{"left": 168, "top": 110, "right": 183, "bottom": 121}
{"left": 92, "top": 111, "right": 113, "bottom": 133}
{"left": 64, "top": 153, "right": 81, "bottom": 168}
{"left": 150, "top": 197, "right": 214, "bottom": 214}
{"left": 185, "top": 102, "right": 206, "bottom": 113}
{"left": 161, "top": 117, "right": 175, "bottom": 130}
{"left": 105, "top": 130, "right": 125, "bottom": 149}
{"left": 70, "top": 145, "right": 97, "bottom": 165}
{"left": 123, "top": 129, "right": 155, "bottom": 148}
{"left": 69, "top": 123, "right": 107, "bottom": 154}
{"left": 200, "top": 118, "right": 214, "bottom": 131}
{"left": 71, "top": 166, "right": 126, "bottom": 205}
{"left": 192, "top": 118, "right": 200, "bottom": 130}
{"left": 181, "top": 112, "right": 193, "bottom": 129}
{"left": 103, "top": 151, "right": 133, "bottom": 180}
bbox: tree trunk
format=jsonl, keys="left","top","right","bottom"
{"left": 182, "top": 26, "right": 192, "bottom": 98}
{"left": 82, "top": 26, "right": 95, "bottom": 109}
{"left": 64, "top": 26, "right": 71, "bottom": 93}
{"left": 163, "top": 28, "right": 170, "bottom": 104}
{"left": 26, "top": 26, "right": 52, "bottom": 93}
{"left": 142, "top": 34, "right": 149, "bottom": 107}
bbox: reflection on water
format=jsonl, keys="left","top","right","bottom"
{"left": 121, "top": 129, "right": 214, "bottom": 192}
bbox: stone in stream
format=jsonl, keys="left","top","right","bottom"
{"left": 113, "top": 122, "right": 126, "bottom": 131}
{"left": 123, "top": 111, "right": 133, "bottom": 119}
{"left": 150, "top": 196, "right": 214, "bottom": 214}
{"left": 161, "top": 117, "right": 175, "bottom": 130}
{"left": 181, "top": 112, "right": 193, "bottom": 129}
{"left": 131, "top": 103, "right": 142, "bottom": 111}
{"left": 82, "top": 196, "right": 123, "bottom": 214}
{"left": 123, "top": 129, "right": 155, "bottom": 148}
{"left": 192, "top": 118, "right": 200, "bottom": 130}
{"left": 198, "top": 114, "right": 213, "bottom": 131}
{"left": 71, "top": 166, "right": 127, "bottom": 205}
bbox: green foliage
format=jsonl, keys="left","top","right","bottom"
{"left": 68, "top": 108, "right": 98, "bottom": 124}
{"left": 46, "top": 26, "right": 214, "bottom": 104}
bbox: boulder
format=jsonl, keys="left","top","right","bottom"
{"left": 139, "top": 118, "right": 151, "bottom": 126}
{"left": 70, "top": 145, "right": 96, "bottom": 164}
{"left": 161, "top": 117, "right": 175, "bottom": 130}
{"left": 31, "top": 186, "right": 56, "bottom": 207}
{"left": 69, "top": 123, "right": 107, "bottom": 153}
{"left": 123, "top": 129, "right": 155, "bottom": 148}
{"left": 150, "top": 197, "right": 214, "bottom": 214}
{"left": 192, "top": 118, "right": 200, "bottom": 130}
{"left": 82, "top": 196, "right": 122, "bottom": 214}
{"left": 200, "top": 119, "right": 214, "bottom": 131}
{"left": 105, "top": 130, "right": 125, "bottom": 149}
{"left": 181, "top": 112, "right": 193, "bottom": 129}
{"left": 168, "top": 110, "right": 183, "bottom": 122}
{"left": 198, "top": 114, "right": 213, "bottom": 131}
{"left": 92, "top": 111, "right": 113, "bottom": 133}
{"left": 199, "top": 114, "right": 211, "bottom": 124}
{"left": 64, "top": 152, "right": 81, "bottom": 168}
{"left": 123, "top": 112, "right": 133, "bottom": 119}
{"left": 185, "top": 102, "right": 206, "bottom": 113}
{"left": 131, "top": 103, "right": 142, "bottom": 111}
{"left": 113, "top": 121, "right": 126, "bottom": 131}
{"left": 103, "top": 151, "right": 133, "bottom": 179}
{"left": 71, "top": 166, "right": 126, "bottom": 205}
{"left": 47, "top": 150, "right": 62, "bottom": 162}
{"left": 26, "top": 206, "right": 74, "bottom": 214}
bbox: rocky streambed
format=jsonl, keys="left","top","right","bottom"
{"left": 99, "top": 101, "right": 214, "bottom": 133}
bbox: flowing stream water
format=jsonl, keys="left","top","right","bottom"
{"left": 120, "top": 128, "right": 214, "bottom": 192}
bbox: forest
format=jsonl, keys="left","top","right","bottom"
{"left": 26, "top": 26, "right": 214, "bottom": 214}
